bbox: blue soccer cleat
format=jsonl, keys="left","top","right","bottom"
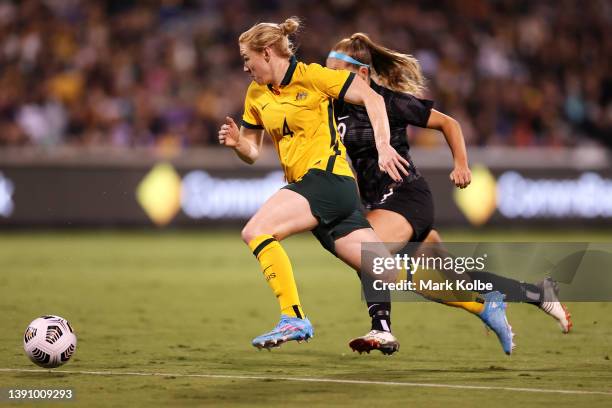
{"left": 252, "top": 315, "right": 314, "bottom": 350}
{"left": 478, "top": 291, "right": 515, "bottom": 355}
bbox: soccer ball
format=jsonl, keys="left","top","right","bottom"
{"left": 23, "top": 315, "right": 77, "bottom": 368}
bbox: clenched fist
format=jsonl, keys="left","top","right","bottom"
{"left": 450, "top": 164, "right": 471, "bottom": 189}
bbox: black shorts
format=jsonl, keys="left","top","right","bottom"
{"left": 283, "top": 169, "right": 371, "bottom": 256}
{"left": 369, "top": 176, "right": 434, "bottom": 242}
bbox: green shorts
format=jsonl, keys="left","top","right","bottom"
{"left": 283, "top": 169, "right": 371, "bottom": 256}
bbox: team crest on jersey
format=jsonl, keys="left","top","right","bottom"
{"left": 295, "top": 91, "right": 308, "bottom": 101}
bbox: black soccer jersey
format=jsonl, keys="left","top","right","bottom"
{"left": 334, "top": 81, "right": 434, "bottom": 207}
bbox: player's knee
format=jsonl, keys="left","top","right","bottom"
{"left": 241, "top": 223, "right": 275, "bottom": 245}
{"left": 241, "top": 224, "right": 258, "bottom": 244}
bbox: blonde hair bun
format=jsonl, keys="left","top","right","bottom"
{"left": 239, "top": 17, "right": 301, "bottom": 58}
{"left": 279, "top": 17, "right": 300, "bottom": 36}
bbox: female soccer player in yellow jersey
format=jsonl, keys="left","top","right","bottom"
{"left": 326, "top": 33, "right": 572, "bottom": 355}
{"left": 217, "top": 17, "right": 409, "bottom": 349}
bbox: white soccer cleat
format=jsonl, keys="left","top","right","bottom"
{"left": 537, "top": 277, "right": 572, "bottom": 333}
{"left": 349, "top": 330, "right": 400, "bottom": 355}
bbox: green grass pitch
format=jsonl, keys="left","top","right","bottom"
{"left": 0, "top": 229, "right": 611, "bottom": 407}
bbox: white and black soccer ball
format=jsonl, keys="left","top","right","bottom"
{"left": 23, "top": 315, "right": 77, "bottom": 368}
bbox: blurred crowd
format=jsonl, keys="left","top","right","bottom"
{"left": 0, "top": 0, "right": 610, "bottom": 150}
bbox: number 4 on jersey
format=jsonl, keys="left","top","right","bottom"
{"left": 282, "top": 118, "right": 294, "bottom": 137}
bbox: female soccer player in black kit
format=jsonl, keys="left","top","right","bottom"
{"left": 326, "top": 33, "right": 572, "bottom": 355}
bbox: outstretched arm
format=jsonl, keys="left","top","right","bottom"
{"left": 343, "top": 76, "right": 409, "bottom": 182}
{"left": 427, "top": 109, "right": 471, "bottom": 188}
{"left": 218, "top": 116, "right": 264, "bottom": 164}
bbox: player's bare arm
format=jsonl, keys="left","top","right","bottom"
{"left": 427, "top": 109, "right": 471, "bottom": 189}
{"left": 343, "top": 75, "right": 410, "bottom": 182}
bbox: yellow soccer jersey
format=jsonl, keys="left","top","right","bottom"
{"left": 241, "top": 56, "right": 356, "bottom": 183}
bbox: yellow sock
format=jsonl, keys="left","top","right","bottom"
{"left": 411, "top": 267, "right": 484, "bottom": 314}
{"left": 248, "top": 234, "right": 304, "bottom": 318}
{"left": 444, "top": 300, "right": 484, "bottom": 314}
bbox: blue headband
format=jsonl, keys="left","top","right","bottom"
{"left": 327, "top": 51, "right": 369, "bottom": 68}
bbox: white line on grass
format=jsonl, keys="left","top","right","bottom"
{"left": 1, "top": 368, "right": 611, "bottom": 396}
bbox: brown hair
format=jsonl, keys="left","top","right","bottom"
{"left": 332, "top": 33, "right": 425, "bottom": 96}
{"left": 239, "top": 17, "right": 300, "bottom": 58}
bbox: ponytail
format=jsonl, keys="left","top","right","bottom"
{"left": 331, "top": 33, "right": 425, "bottom": 96}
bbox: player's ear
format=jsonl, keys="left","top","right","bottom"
{"left": 357, "top": 66, "right": 369, "bottom": 82}
{"left": 263, "top": 47, "right": 271, "bottom": 63}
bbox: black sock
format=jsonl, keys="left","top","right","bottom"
{"left": 367, "top": 302, "right": 391, "bottom": 332}
{"left": 358, "top": 268, "right": 392, "bottom": 332}
{"left": 522, "top": 282, "right": 543, "bottom": 306}
{"left": 466, "top": 271, "right": 542, "bottom": 306}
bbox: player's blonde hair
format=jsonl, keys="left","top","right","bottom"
{"left": 332, "top": 33, "right": 425, "bottom": 96}
{"left": 239, "top": 17, "right": 300, "bottom": 58}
